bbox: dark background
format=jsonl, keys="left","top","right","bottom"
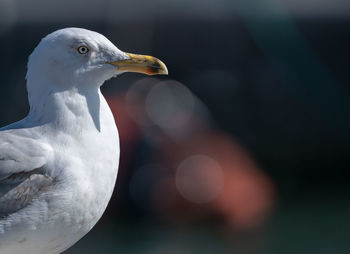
{"left": 0, "top": 0, "right": 350, "bottom": 253}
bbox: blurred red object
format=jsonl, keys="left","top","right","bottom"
{"left": 154, "top": 131, "right": 276, "bottom": 230}
{"left": 107, "top": 91, "right": 276, "bottom": 230}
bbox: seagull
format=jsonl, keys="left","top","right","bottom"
{"left": 0, "top": 27, "right": 168, "bottom": 254}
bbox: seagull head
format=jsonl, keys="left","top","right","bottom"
{"left": 26, "top": 27, "right": 168, "bottom": 91}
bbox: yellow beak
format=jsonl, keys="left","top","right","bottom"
{"left": 108, "top": 52, "right": 168, "bottom": 76}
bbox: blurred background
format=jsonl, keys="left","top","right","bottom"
{"left": 1, "top": 0, "right": 350, "bottom": 253}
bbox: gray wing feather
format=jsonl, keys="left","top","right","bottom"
{"left": 0, "top": 174, "right": 52, "bottom": 216}
{"left": 0, "top": 132, "right": 52, "bottom": 179}
{"left": 0, "top": 130, "right": 53, "bottom": 217}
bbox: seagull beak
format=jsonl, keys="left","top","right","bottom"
{"left": 108, "top": 53, "right": 168, "bottom": 75}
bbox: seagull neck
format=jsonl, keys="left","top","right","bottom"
{"left": 27, "top": 85, "right": 105, "bottom": 132}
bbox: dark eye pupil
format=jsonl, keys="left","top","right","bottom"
{"left": 79, "top": 47, "right": 88, "bottom": 54}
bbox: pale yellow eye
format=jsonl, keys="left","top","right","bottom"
{"left": 77, "top": 46, "right": 89, "bottom": 54}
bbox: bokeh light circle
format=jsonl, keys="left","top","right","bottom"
{"left": 145, "top": 80, "right": 195, "bottom": 130}
{"left": 175, "top": 154, "right": 224, "bottom": 204}
{"left": 125, "top": 77, "right": 159, "bottom": 126}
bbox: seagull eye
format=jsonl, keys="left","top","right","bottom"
{"left": 77, "top": 46, "right": 89, "bottom": 54}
